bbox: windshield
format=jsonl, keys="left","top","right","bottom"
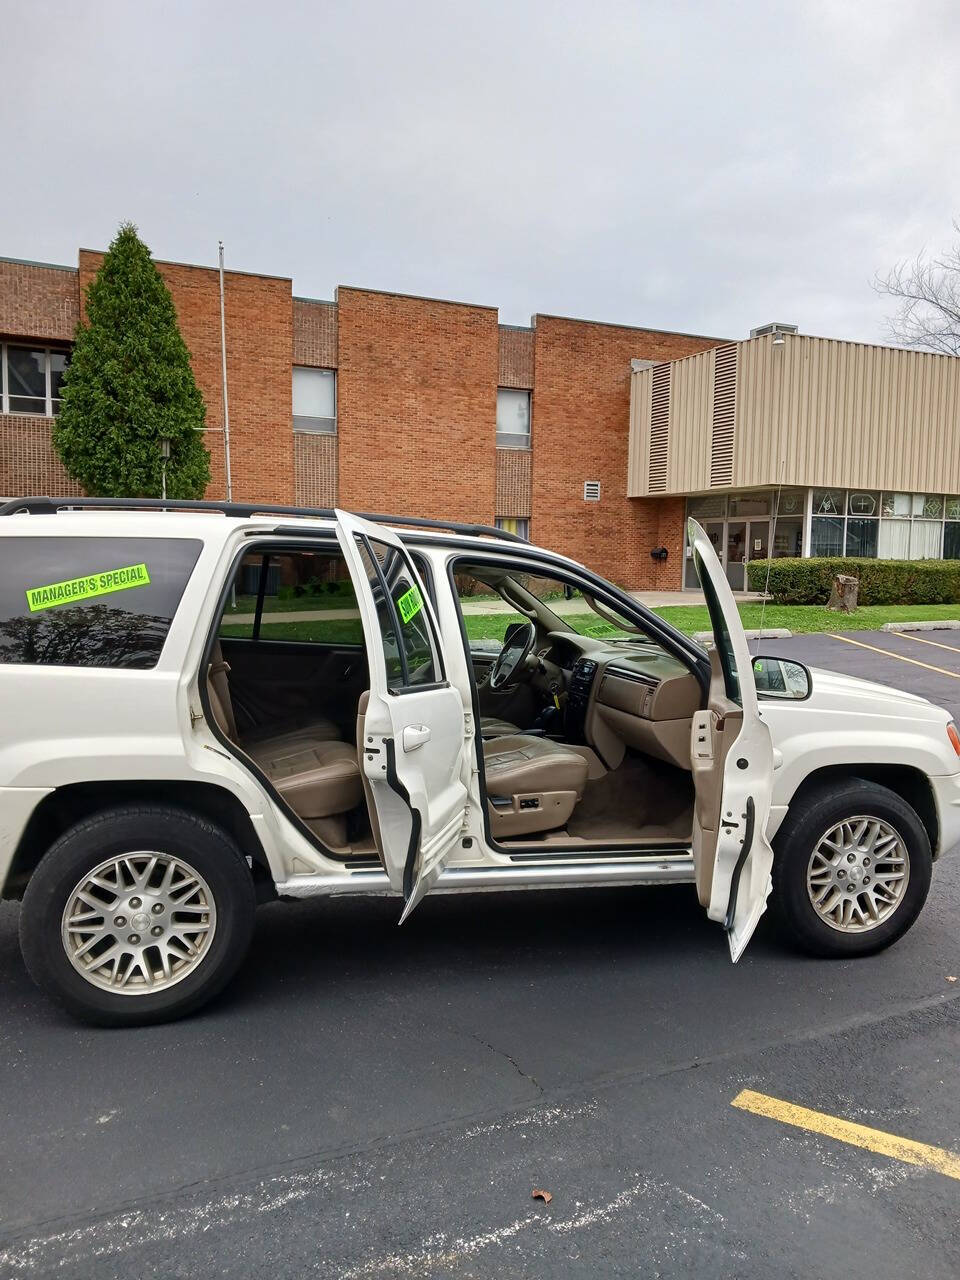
{"left": 453, "top": 567, "right": 656, "bottom": 648}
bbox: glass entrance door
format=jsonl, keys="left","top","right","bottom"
{"left": 725, "top": 519, "right": 769, "bottom": 590}
{"left": 725, "top": 521, "right": 746, "bottom": 589}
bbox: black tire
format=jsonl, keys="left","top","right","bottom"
{"left": 771, "top": 779, "right": 932, "bottom": 958}
{"left": 20, "top": 805, "right": 256, "bottom": 1026}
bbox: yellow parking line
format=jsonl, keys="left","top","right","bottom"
{"left": 732, "top": 1089, "right": 960, "bottom": 1180}
{"left": 831, "top": 633, "right": 960, "bottom": 680}
{"left": 892, "top": 630, "right": 960, "bottom": 656}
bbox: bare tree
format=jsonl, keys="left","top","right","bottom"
{"left": 875, "top": 220, "right": 960, "bottom": 355}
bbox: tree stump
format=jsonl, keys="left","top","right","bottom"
{"left": 827, "top": 573, "right": 859, "bottom": 612}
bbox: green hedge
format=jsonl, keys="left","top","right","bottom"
{"left": 746, "top": 557, "right": 960, "bottom": 605}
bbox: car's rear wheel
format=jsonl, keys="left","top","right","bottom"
{"left": 20, "top": 806, "right": 256, "bottom": 1026}
{"left": 771, "top": 779, "right": 932, "bottom": 957}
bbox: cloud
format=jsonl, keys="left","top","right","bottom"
{"left": 2, "top": 0, "right": 958, "bottom": 342}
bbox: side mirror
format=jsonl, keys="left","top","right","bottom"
{"left": 752, "top": 655, "right": 810, "bottom": 700}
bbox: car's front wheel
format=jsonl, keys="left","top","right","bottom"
{"left": 20, "top": 805, "right": 256, "bottom": 1026}
{"left": 771, "top": 779, "right": 932, "bottom": 957}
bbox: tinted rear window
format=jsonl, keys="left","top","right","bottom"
{"left": 0, "top": 537, "right": 202, "bottom": 668}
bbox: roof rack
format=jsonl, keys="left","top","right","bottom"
{"left": 0, "top": 495, "right": 525, "bottom": 543}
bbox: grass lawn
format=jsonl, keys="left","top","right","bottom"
{"left": 219, "top": 619, "right": 366, "bottom": 643}
{"left": 223, "top": 592, "right": 354, "bottom": 616}
{"left": 652, "top": 602, "right": 960, "bottom": 636}
{"left": 221, "top": 603, "right": 960, "bottom": 646}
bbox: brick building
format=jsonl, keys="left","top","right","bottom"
{"left": 0, "top": 249, "right": 721, "bottom": 589}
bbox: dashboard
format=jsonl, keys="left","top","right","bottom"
{"left": 546, "top": 632, "right": 702, "bottom": 771}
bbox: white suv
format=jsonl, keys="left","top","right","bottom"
{"left": 2, "top": 498, "right": 959, "bottom": 1025}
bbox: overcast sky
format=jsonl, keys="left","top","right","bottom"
{"left": 3, "top": 0, "right": 959, "bottom": 342}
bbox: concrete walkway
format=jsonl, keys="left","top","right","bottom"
{"left": 225, "top": 589, "right": 765, "bottom": 626}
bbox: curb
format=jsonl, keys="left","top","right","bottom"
{"left": 881, "top": 620, "right": 960, "bottom": 632}
{"left": 692, "top": 627, "right": 793, "bottom": 644}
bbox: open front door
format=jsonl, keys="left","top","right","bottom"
{"left": 688, "top": 518, "right": 776, "bottom": 961}
{"left": 335, "top": 510, "right": 468, "bottom": 922}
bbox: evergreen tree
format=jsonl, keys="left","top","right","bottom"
{"left": 54, "top": 223, "right": 211, "bottom": 498}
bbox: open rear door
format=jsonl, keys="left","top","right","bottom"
{"left": 687, "top": 518, "right": 776, "bottom": 961}
{"left": 335, "top": 510, "right": 468, "bottom": 921}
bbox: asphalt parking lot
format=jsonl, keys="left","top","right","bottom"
{"left": 2, "top": 628, "right": 960, "bottom": 1278}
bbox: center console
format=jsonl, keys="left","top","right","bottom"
{"left": 565, "top": 657, "right": 598, "bottom": 741}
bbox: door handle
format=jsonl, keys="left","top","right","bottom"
{"left": 402, "top": 724, "right": 431, "bottom": 752}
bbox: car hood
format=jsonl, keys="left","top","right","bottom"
{"left": 804, "top": 664, "right": 947, "bottom": 721}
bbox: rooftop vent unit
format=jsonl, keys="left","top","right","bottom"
{"left": 750, "top": 322, "right": 798, "bottom": 339}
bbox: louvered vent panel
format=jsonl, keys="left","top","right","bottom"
{"left": 648, "top": 363, "right": 671, "bottom": 492}
{"left": 710, "top": 344, "right": 737, "bottom": 487}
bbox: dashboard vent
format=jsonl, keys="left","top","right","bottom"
{"left": 605, "top": 665, "right": 659, "bottom": 688}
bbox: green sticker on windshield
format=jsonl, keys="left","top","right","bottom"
{"left": 396, "top": 585, "right": 423, "bottom": 624}
{"left": 25, "top": 563, "right": 151, "bottom": 613}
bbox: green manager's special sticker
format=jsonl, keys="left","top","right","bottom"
{"left": 25, "top": 563, "right": 151, "bottom": 613}
{"left": 396, "top": 584, "right": 424, "bottom": 624}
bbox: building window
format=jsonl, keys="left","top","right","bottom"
{"left": 776, "top": 489, "right": 805, "bottom": 517}
{"left": 1, "top": 343, "right": 70, "bottom": 416}
{"left": 845, "top": 518, "right": 878, "bottom": 557}
{"left": 496, "top": 388, "right": 530, "bottom": 449}
{"left": 812, "top": 487, "right": 844, "bottom": 516}
{"left": 496, "top": 517, "right": 529, "bottom": 540}
{"left": 729, "top": 492, "right": 771, "bottom": 517}
{"left": 810, "top": 516, "right": 845, "bottom": 557}
{"left": 687, "top": 494, "right": 727, "bottom": 519}
{"left": 293, "top": 367, "right": 336, "bottom": 434}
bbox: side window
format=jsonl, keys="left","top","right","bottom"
{"left": 0, "top": 537, "right": 202, "bottom": 669}
{"left": 453, "top": 570, "right": 530, "bottom": 653}
{"left": 220, "top": 548, "right": 364, "bottom": 645}
{"left": 355, "top": 537, "right": 442, "bottom": 690}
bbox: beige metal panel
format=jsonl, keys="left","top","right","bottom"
{"left": 668, "top": 347, "right": 714, "bottom": 492}
{"left": 627, "top": 365, "right": 653, "bottom": 496}
{"left": 628, "top": 353, "right": 715, "bottom": 495}
{"left": 638, "top": 332, "right": 960, "bottom": 496}
{"left": 767, "top": 335, "right": 960, "bottom": 493}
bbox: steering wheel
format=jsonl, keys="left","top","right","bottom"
{"left": 488, "top": 620, "right": 537, "bottom": 690}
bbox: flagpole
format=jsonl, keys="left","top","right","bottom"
{"left": 218, "top": 240, "right": 233, "bottom": 502}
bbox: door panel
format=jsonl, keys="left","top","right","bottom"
{"left": 687, "top": 518, "right": 776, "bottom": 961}
{"left": 335, "top": 510, "right": 468, "bottom": 920}
{"left": 219, "top": 638, "right": 367, "bottom": 739}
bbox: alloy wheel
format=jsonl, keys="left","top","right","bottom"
{"left": 61, "top": 852, "right": 217, "bottom": 993}
{"left": 806, "top": 815, "right": 909, "bottom": 933}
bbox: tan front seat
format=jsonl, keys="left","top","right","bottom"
{"left": 482, "top": 734, "right": 588, "bottom": 837}
{"left": 480, "top": 715, "right": 521, "bottom": 737}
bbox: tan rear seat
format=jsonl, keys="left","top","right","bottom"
{"left": 207, "top": 643, "right": 361, "bottom": 822}
{"left": 245, "top": 738, "right": 362, "bottom": 819}
{"left": 207, "top": 643, "right": 339, "bottom": 748}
